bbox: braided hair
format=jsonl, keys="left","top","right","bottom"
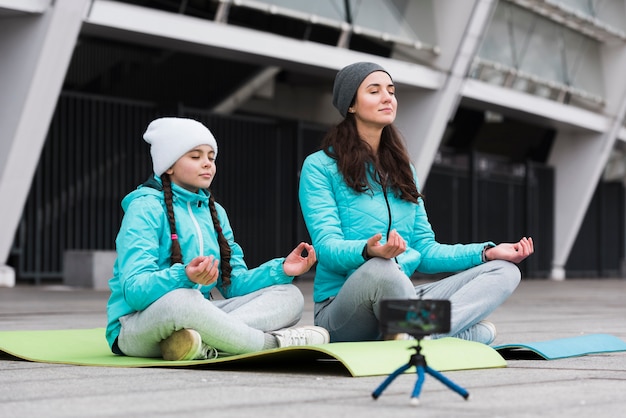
{"left": 161, "top": 174, "right": 182, "bottom": 265}
{"left": 207, "top": 192, "right": 232, "bottom": 285}
{"left": 161, "top": 173, "right": 232, "bottom": 287}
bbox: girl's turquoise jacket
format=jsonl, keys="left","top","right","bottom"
{"left": 106, "top": 177, "right": 292, "bottom": 349}
{"left": 298, "top": 150, "right": 493, "bottom": 303}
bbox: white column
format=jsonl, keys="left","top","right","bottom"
{"left": 549, "top": 44, "right": 626, "bottom": 280}
{"left": 0, "top": 0, "right": 90, "bottom": 285}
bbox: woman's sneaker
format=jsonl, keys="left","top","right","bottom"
{"left": 455, "top": 320, "right": 497, "bottom": 345}
{"left": 271, "top": 326, "right": 330, "bottom": 348}
{"left": 160, "top": 329, "right": 218, "bottom": 361}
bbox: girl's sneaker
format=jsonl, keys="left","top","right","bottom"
{"left": 271, "top": 326, "right": 330, "bottom": 347}
{"left": 160, "top": 329, "right": 218, "bottom": 361}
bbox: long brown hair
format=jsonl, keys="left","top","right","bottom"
{"left": 161, "top": 173, "right": 232, "bottom": 287}
{"left": 321, "top": 116, "right": 422, "bottom": 203}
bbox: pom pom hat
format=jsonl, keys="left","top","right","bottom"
{"left": 332, "top": 62, "right": 391, "bottom": 117}
{"left": 143, "top": 117, "right": 218, "bottom": 176}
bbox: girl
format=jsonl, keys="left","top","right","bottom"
{"left": 299, "top": 62, "right": 534, "bottom": 344}
{"left": 106, "top": 117, "right": 329, "bottom": 361}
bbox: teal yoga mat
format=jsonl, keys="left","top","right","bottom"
{"left": 0, "top": 328, "right": 506, "bottom": 377}
{"left": 494, "top": 333, "right": 626, "bottom": 360}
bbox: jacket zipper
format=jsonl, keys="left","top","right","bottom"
{"left": 381, "top": 176, "right": 397, "bottom": 264}
{"left": 187, "top": 201, "right": 204, "bottom": 290}
{"left": 186, "top": 201, "right": 204, "bottom": 255}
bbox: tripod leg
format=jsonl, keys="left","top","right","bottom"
{"left": 425, "top": 366, "right": 470, "bottom": 400}
{"left": 410, "top": 364, "right": 426, "bottom": 405}
{"left": 371, "top": 363, "right": 411, "bottom": 399}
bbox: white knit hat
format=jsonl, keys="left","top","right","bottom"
{"left": 143, "top": 117, "right": 218, "bottom": 176}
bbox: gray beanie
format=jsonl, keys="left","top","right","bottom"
{"left": 332, "top": 62, "right": 391, "bottom": 117}
{"left": 143, "top": 117, "right": 218, "bottom": 176}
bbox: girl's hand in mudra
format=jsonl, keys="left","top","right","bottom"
{"left": 185, "top": 255, "right": 219, "bottom": 285}
{"left": 283, "top": 242, "right": 316, "bottom": 277}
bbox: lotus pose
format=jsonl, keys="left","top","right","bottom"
{"left": 107, "top": 117, "right": 329, "bottom": 361}
{"left": 299, "top": 62, "right": 534, "bottom": 344}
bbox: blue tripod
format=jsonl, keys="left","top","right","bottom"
{"left": 371, "top": 340, "right": 469, "bottom": 406}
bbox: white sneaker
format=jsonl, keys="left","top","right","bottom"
{"left": 271, "top": 325, "right": 330, "bottom": 348}
{"left": 160, "top": 329, "right": 218, "bottom": 361}
{"left": 455, "top": 320, "right": 497, "bottom": 345}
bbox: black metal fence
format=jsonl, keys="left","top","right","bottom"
{"left": 424, "top": 152, "right": 555, "bottom": 278}
{"left": 10, "top": 94, "right": 157, "bottom": 283}
{"left": 566, "top": 181, "right": 625, "bottom": 277}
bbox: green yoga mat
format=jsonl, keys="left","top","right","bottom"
{"left": 494, "top": 334, "right": 626, "bottom": 360}
{"left": 0, "top": 328, "right": 506, "bottom": 377}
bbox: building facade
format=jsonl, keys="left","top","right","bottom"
{"left": 1, "top": 0, "right": 626, "bottom": 285}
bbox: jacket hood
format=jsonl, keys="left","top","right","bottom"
{"left": 121, "top": 176, "right": 210, "bottom": 211}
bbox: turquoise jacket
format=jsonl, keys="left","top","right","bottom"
{"left": 298, "top": 150, "right": 493, "bottom": 303}
{"left": 106, "top": 177, "right": 292, "bottom": 349}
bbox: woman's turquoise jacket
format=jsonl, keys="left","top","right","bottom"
{"left": 299, "top": 150, "right": 493, "bottom": 303}
{"left": 106, "top": 177, "right": 292, "bottom": 349}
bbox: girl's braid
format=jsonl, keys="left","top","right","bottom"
{"left": 208, "top": 193, "right": 232, "bottom": 287}
{"left": 161, "top": 174, "right": 183, "bottom": 265}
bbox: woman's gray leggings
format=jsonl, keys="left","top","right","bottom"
{"left": 314, "top": 259, "right": 520, "bottom": 342}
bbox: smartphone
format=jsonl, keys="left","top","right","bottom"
{"left": 379, "top": 298, "right": 451, "bottom": 337}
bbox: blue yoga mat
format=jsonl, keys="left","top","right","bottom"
{"left": 494, "top": 333, "right": 626, "bottom": 360}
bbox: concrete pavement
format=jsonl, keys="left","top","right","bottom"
{"left": 1, "top": 278, "right": 625, "bottom": 417}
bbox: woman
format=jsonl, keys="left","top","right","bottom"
{"left": 299, "top": 62, "right": 533, "bottom": 344}
{"left": 106, "top": 117, "right": 329, "bottom": 361}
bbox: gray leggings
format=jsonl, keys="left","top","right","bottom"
{"left": 314, "top": 258, "right": 520, "bottom": 342}
{"left": 117, "top": 284, "right": 303, "bottom": 357}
